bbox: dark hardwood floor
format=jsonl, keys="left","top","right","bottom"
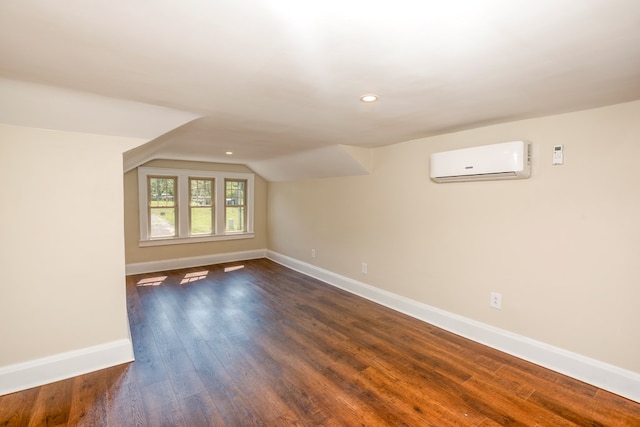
{"left": 1, "top": 258, "right": 639, "bottom": 426}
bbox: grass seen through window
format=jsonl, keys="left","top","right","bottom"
{"left": 149, "top": 176, "right": 176, "bottom": 238}
{"left": 190, "top": 178, "right": 214, "bottom": 235}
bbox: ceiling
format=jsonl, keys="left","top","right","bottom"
{"left": 1, "top": 1, "right": 639, "bottom": 180}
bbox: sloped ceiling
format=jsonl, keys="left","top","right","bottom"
{"left": 1, "top": 1, "right": 639, "bottom": 180}
{"left": 0, "top": 78, "right": 200, "bottom": 140}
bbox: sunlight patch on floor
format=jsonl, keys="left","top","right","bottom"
{"left": 224, "top": 265, "right": 245, "bottom": 272}
{"left": 180, "top": 270, "right": 209, "bottom": 284}
{"left": 137, "top": 276, "right": 168, "bottom": 286}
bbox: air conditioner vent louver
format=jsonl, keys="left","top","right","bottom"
{"left": 430, "top": 141, "right": 531, "bottom": 183}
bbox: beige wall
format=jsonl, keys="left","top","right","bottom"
{"left": 267, "top": 101, "right": 640, "bottom": 373}
{"left": 124, "top": 159, "right": 268, "bottom": 264}
{"left": 0, "top": 124, "right": 144, "bottom": 366}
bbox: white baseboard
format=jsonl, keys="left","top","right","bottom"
{"left": 267, "top": 250, "right": 640, "bottom": 403}
{"left": 126, "top": 249, "right": 267, "bottom": 275}
{"left": 0, "top": 338, "right": 134, "bottom": 396}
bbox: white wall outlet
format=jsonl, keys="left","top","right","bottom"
{"left": 311, "top": 249, "right": 316, "bottom": 258}
{"left": 361, "top": 262, "right": 368, "bottom": 274}
{"left": 490, "top": 292, "right": 502, "bottom": 309}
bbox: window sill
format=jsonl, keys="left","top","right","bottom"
{"left": 139, "top": 233, "right": 255, "bottom": 247}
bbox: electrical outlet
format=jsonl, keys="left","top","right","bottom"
{"left": 361, "top": 262, "right": 368, "bottom": 274}
{"left": 490, "top": 292, "right": 502, "bottom": 309}
{"left": 311, "top": 249, "right": 316, "bottom": 258}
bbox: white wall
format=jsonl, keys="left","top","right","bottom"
{"left": 268, "top": 101, "right": 640, "bottom": 375}
{"left": 0, "top": 124, "right": 144, "bottom": 393}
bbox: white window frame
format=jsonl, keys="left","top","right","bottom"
{"left": 138, "top": 167, "right": 254, "bottom": 247}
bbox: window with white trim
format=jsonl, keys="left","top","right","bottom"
{"left": 190, "top": 177, "right": 214, "bottom": 236}
{"left": 148, "top": 176, "right": 177, "bottom": 238}
{"left": 138, "top": 167, "right": 254, "bottom": 246}
{"left": 225, "top": 179, "right": 247, "bottom": 233}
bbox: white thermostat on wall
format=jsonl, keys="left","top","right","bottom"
{"left": 553, "top": 145, "right": 564, "bottom": 165}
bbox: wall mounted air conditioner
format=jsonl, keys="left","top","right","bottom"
{"left": 430, "top": 141, "right": 531, "bottom": 183}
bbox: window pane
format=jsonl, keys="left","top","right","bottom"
{"left": 150, "top": 207, "right": 176, "bottom": 237}
{"left": 149, "top": 177, "right": 175, "bottom": 207}
{"left": 225, "top": 180, "right": 245, "bottom": 206}
{"left": 149, "top": 176, "right": 177, "bottom": 238}
{"left": 226, "top": 206, "right": 245, "bottom": 232}
{"left": 190, "top": 178, "right": 214, "bottom": 235}
{"left": 225, "top": 179, "right": 247, "bottom": 232}
{"left": 190, "top": 179, "right": 212, "bottom": 207}
{"left": 191, "top": 207, "right": 213, "bottom": 235}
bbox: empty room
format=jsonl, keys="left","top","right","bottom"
{"left": 1, "top": 1, "right": 639, "bottom": 425}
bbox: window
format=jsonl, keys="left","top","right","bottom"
{"left": 190, "top": 178, "right": 214, "bottom": 235}
{"left": 148, "top": 176, "right": 177, "bottom": 238}
{"left": 138, "top": 167, "right": 254, "bottom": 246}
{"left": 225, "top": 179, "right": 246, "bottom": 232}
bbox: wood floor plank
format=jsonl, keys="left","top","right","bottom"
{"left": 163, "top": 289, "right": 276, "bottom": 425}
{"left": 253, "top": 330, "right": 385, "bottom": 426}
{"left": 139, "top": 379, "right": 186, "bottom": 427}
{"left": 176, "top": 390, "right": 227, "bottom": 427}
{"left": 461, "top": 373, "right": 580, "bottom": 426}
{"left": 0, "top": 387, "right": 39, "bottom": 427}
{"left": 1, "top": 258, "right": 639, "bottom": 426}
{"left": 26, "top": 379, "right": 72, "bottom": 427}
{"left": 104, "top": 366, "right": 147, "bottom": 427}
{"left": 66, "top": 369, "right": 109, "bottom": 426}
{"left": 589, "top": 390, "right": 640, "bottom": 425}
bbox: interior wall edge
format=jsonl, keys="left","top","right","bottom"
{"left": 266, "top": 250, "right": 640, "bottom": 404}
{"left": 0, "top": 338, "right": 134, "bottom": 397}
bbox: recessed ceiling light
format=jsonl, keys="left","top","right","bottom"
{"left": 360, "top": 94, "right": 379, "bottom": 103}
{"left": 225, "top": 151, "right": 233, "bottom": 155}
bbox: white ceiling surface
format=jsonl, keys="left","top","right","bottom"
{"left": 0, "top": 78, "right": 201, "bottom": 140}
{"left": 1, "top": 1, "right": 640, "bottom": 180}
